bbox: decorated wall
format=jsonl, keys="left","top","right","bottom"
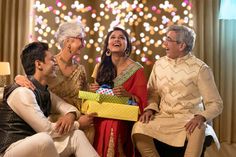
{"left": 32, "top": 0, "right": 193, "bottom": 78}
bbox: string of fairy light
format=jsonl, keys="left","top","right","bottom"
{"left": 32, "top": 0, "right": 193, "bottom": 66}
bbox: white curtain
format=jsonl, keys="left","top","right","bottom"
{"left": 192, "top": 0, "right": 236, "bottom": 156}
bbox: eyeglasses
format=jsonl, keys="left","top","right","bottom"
{"left": 69, "top": 36, "right": 85, "bottom": 49}
{"left": 163, "top": 36, "right": 179, "bottom": 43}
{"left": 69, "top": 36, "right": 83, "bottom": 40}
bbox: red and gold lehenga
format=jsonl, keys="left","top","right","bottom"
{"left": 92, "top": 62, "right": 147, "bottom": 157}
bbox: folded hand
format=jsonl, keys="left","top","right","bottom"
{"left": 185, "top": 114, "right": 206, "bottom": 134}
{"left": 139, "top": 109, "right": 155, "bottom": 123}
{"left": 55, "top": 112, "right": 76, "bottom": 135}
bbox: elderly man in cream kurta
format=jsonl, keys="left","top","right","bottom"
{"left": 132, "top": 25, "right": 223, "bottom": 157}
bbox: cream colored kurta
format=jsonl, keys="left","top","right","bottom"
{"left": 7, "top": 87, "right": 80, "bottom": 153}
{"left": 132, "top": 53, "right": 223, "bottom": 147}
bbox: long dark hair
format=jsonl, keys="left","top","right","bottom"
{"left": 96, "top": 27, "right": 132, "bottom": 87}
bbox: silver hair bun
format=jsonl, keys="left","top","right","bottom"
{"left": 55, "top": 20, "right": 85, "bottom": 48}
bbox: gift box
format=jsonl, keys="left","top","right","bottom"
{"left": 81, "top": 100, "right": 139, "bottom": 121}
{"left": 96, "top": 87, "right": 114, "bottom": 95}
{"left": 79, "top": 91, "right": 129, "bottom": 104}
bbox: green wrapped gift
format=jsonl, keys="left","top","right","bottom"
{"left": 78, "top": 91, "right": 129, "bottom": 104}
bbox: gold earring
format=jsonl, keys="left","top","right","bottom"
{"left": 68, "top": 44, "right": 72, "bottom": 53}
{"left": 106, "top": 49, "right": 111, "bottom": 56}
{"left": 38, "top": 66, "right": 43, "bottom": 71}
{"left": 125, "top": 49, "right": 129, "bottom": 57}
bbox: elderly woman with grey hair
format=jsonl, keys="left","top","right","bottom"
{"left": 15, "top": 21, "right": 96, "bottom": 143}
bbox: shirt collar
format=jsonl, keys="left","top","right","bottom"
{"left": 166, "top": 53, "right": 192, "bottom": 64}
{"left": 28, "top": 75, "right": 48, "bottom": 91}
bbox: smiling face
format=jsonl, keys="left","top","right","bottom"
{"left": 67, "top": 36, "right": 85, "bottom": 56}
{"left": 107, "top": 30, "right": 127, "bottom": 55}
{"left": 40, "top": 50, "right": 56, "bottom": 78}
{"left": 163, "top": 31, "right": 186, "bottom": 59}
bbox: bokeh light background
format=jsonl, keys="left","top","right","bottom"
{"left": 31, "top": 0, "right": 193, "bottom": 78}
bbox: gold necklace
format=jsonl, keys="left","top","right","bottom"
{"left": 59, "top": 56, "right": 72, "bottom": 66}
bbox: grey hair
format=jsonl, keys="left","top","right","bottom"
{"left": 55, "top": 21, "right": 85, "bottom": 48}
{"left": 166, "top": 25, "right": 196, "bottom": 52}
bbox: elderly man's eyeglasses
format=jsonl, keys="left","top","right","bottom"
{"left": 163, "top": 36, "right": 179, "bottom": 43}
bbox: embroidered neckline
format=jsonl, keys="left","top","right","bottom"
{"left": 166, "top": 53, "right": 192, "bottom": 64}
{"left": 114, "top": 62, "right": 142, "bottom": 87}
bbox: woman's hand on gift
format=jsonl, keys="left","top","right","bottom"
{"left": 78, "top": 112, "right": 97, "bottom": 130}
{"left": 113, "top": 86, "right": 131, "bottom": 97}
{"left": 15, "top": 75, "right": 35, "bottom": 90}
{"left": 89, "top": 83, "right": 100, "bottom": 92}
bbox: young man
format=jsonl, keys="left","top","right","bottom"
{"left": 0, "top": 42, "right": 99, "bottom": 157}
{"left": 132, "top": 25, "right": 223, "bottom": 157}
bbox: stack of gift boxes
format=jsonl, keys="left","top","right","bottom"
{"left": 78, "top": 90, "right": 140, "bottom": 121}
